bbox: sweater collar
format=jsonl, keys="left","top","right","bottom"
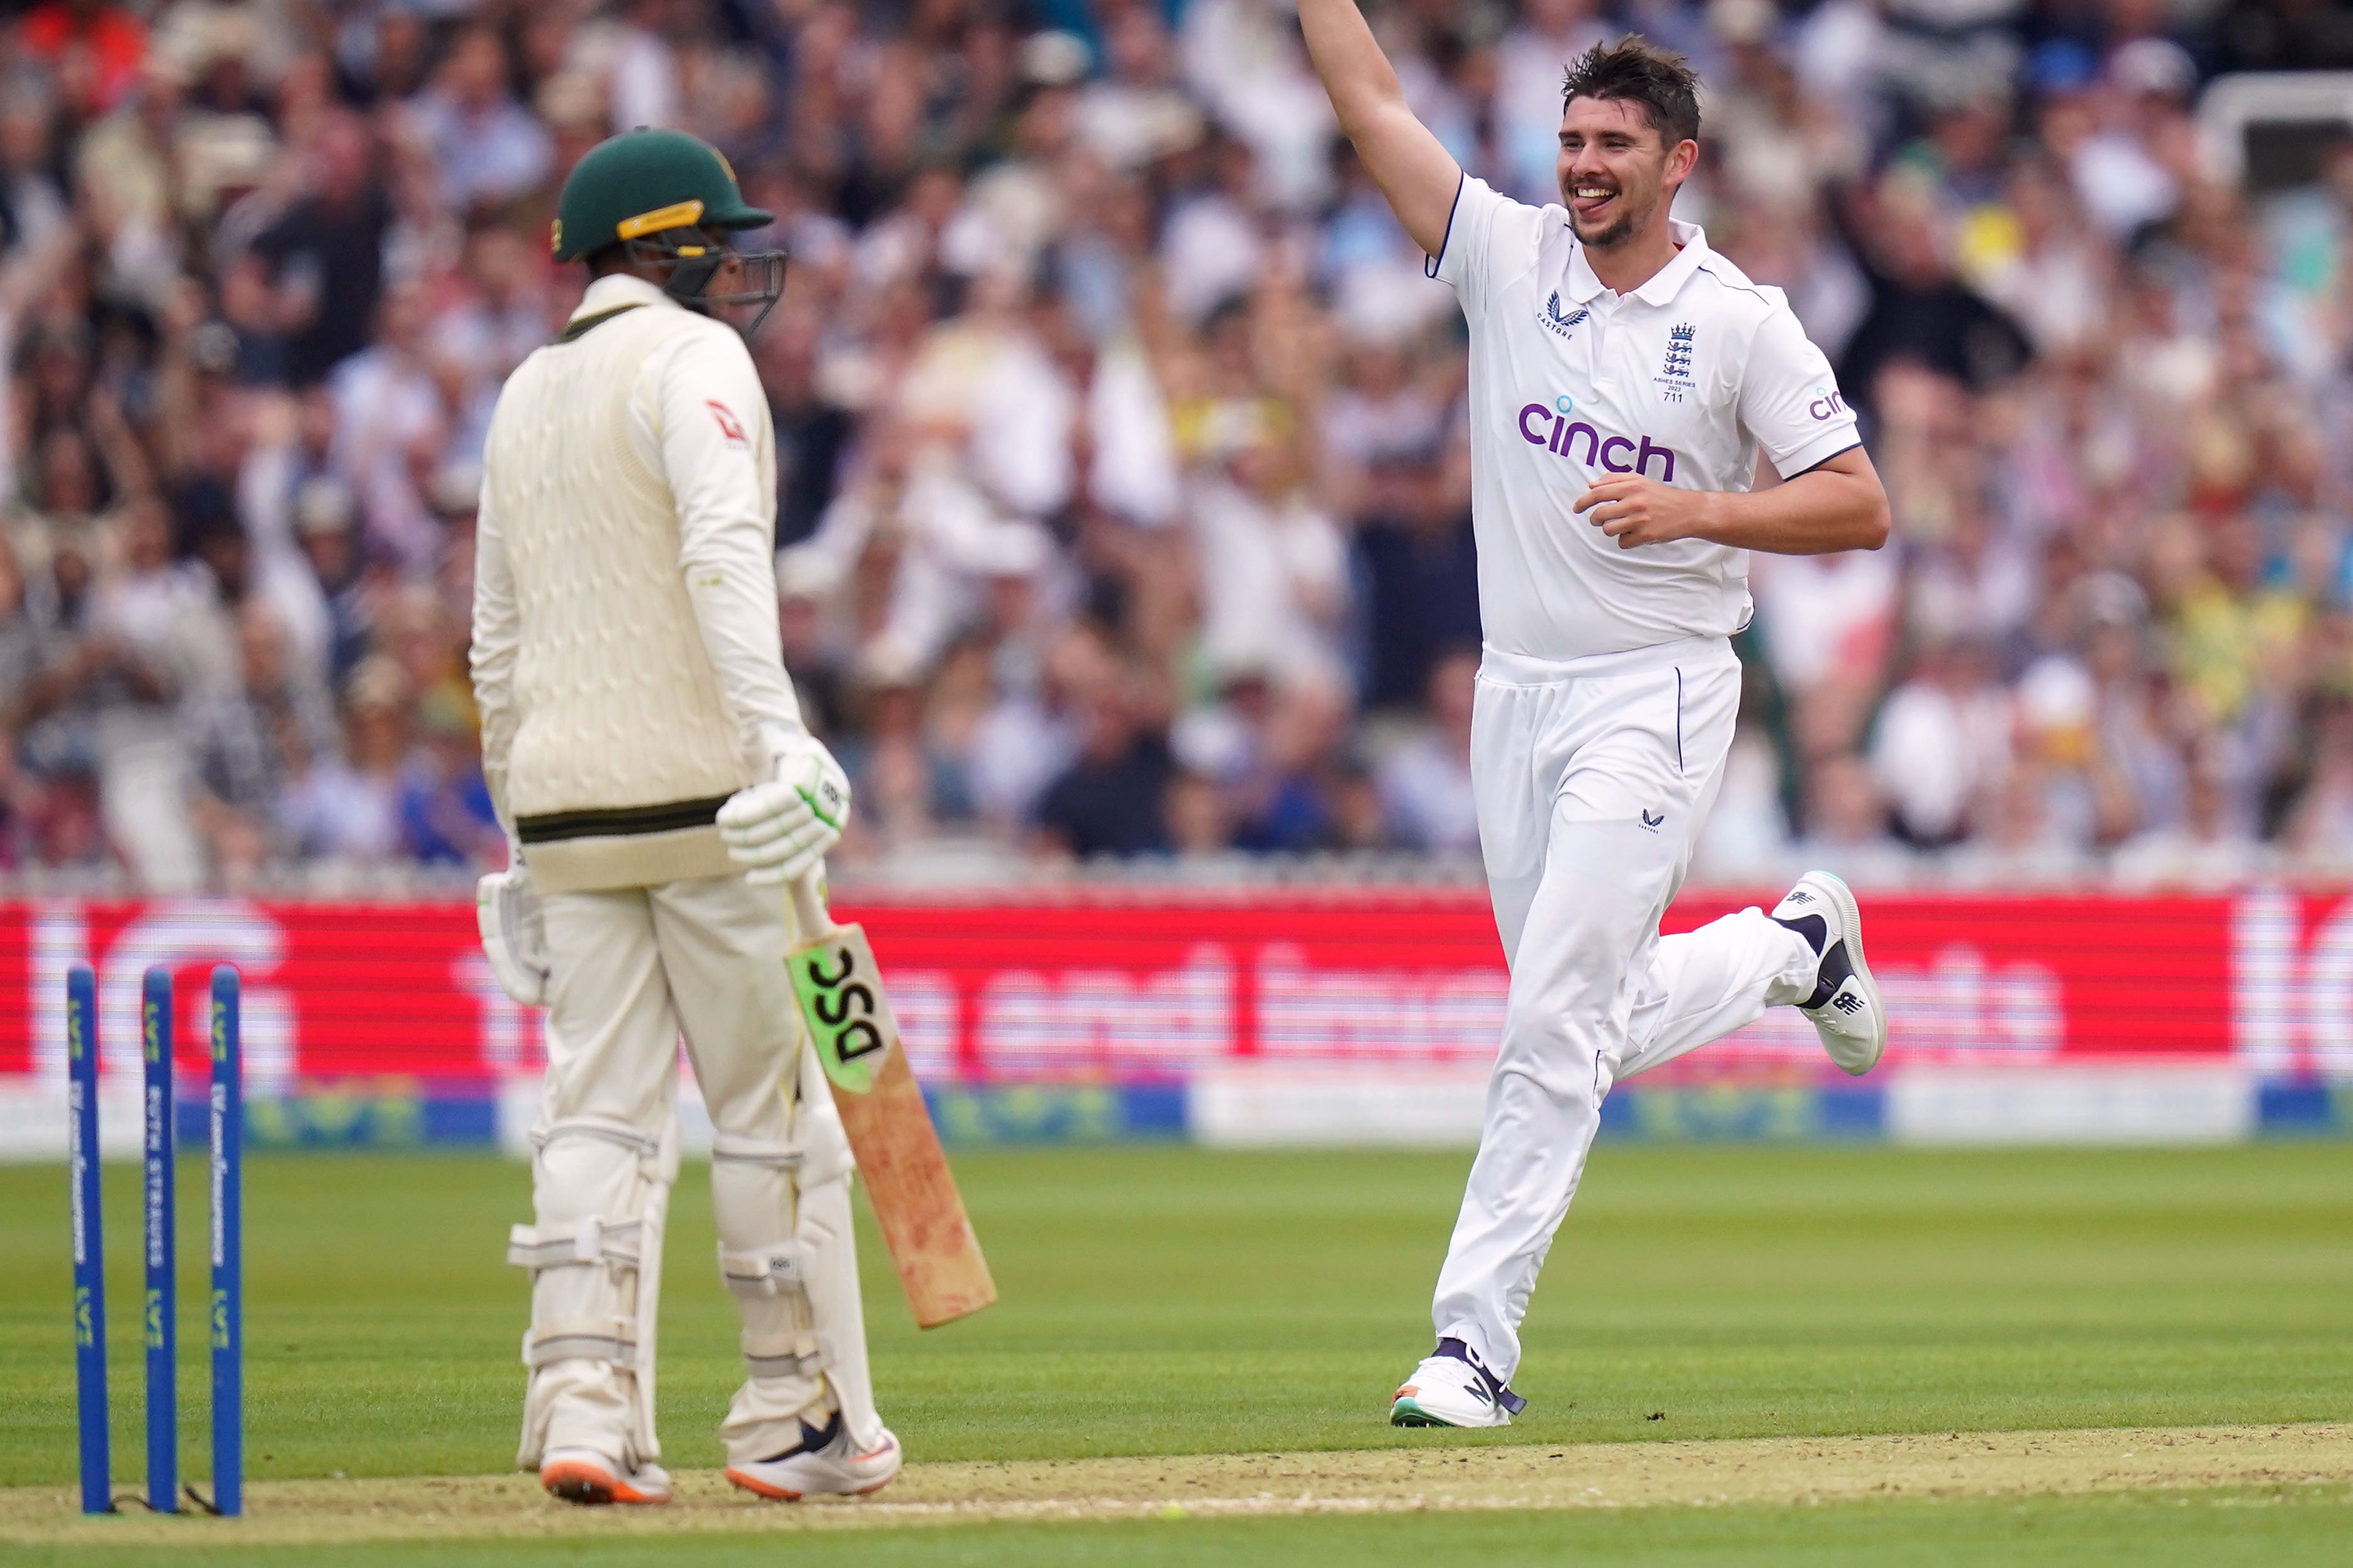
{"left": 567, "top": 274, "right": 675, "bottom": 323}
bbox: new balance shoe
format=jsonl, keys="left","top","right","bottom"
{"left": 539, "top": 1447, "right": 672, "bottom": 1506}
{"left": 1389, "top": 1338, "right": 1526, "bottom": 1428}
{"left": 724, "top": 1410, "right": 902, "bottom": 1501}
{"left": 1772, "top": 871, "right": 1887, "bottom": 1076}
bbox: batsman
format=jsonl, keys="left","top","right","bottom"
{"left": 470, "top": 128, "right": 895, "bottom": 1506}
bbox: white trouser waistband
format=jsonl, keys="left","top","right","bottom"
{"left": 1478, "top": 635, "right": 1737, "bottom": 687}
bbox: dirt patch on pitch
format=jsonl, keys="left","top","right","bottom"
{"left": 3, "top": 1423, "right": 2345, "bottom": 1547}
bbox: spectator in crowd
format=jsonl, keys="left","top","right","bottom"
{"left": 249, "top": 109, "right": 391, "bottom": 386}
{"left": 1868, "top": 637, "right": 2010, "bottom": 849}
{"left": 279, "top": 653, "right": 408, "bottom": 867}
{"left": 1353, "top": 440, "right": 1479, "bottom": 713}
{"left": 407, "top": 26, "right": 551, "bottom": 215}
{"left": 1, "top": 0, "right": 2349, "bottom": 892}
{"left": 186, "top": 598, "right": 337, "bottom": 883}
{"left": 1034, "top": 658, "right": 1173, "bottom": 859}
{"left": 1378, "top": 647, "right": 1479, "bottom": 855}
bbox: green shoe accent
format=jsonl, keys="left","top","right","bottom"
{"left": 1389, "top": 1398, "right": 1448, "bottom": 1428}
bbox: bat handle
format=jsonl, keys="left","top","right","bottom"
{"left": 786, "top": 864, "right": 835, "bottom": 943}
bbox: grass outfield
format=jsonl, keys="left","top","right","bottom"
{"left": 1, "top": 1143, "right": 2348, "bottom": 1561}
{"left": 6, "top": 1487, "right": 2353, "bottom": 1568}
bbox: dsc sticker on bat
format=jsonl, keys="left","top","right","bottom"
{"left": 793, "top": 927, "right": 900, "bottom": 1095}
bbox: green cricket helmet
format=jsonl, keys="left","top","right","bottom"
{"left": 551, "top": 128, "right": 786, "bottom": 336}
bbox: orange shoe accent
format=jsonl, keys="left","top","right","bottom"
{"left": 540, "top": 1456, "right": 668, "bottom": 1506}
{"left": 722, "top": 1448, "right": 898, "bottom": 1502}
{"left": 1395, "top": 1384, "right": 1419, "bottom": 1398}
{"left": 724, "top": 1467, "right": 803, "bottom": 1502}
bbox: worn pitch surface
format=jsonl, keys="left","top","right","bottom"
{"left": 1, "top": 1423, "right": 2345, "bottom": 1547}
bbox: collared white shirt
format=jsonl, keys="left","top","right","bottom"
{"left": 1432, "top": 176, "right": 1861, "bottom": 662}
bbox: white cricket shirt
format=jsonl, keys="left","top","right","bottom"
{"left": 1431, "top": 175, "right": 1861, "bottom": 660}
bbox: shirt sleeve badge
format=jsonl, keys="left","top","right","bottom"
{"left": 707, "top": 400, "right": 749, "bottom": 448}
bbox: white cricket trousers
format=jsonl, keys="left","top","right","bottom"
{"left": 525, "top": 872, "right": 870, "bottom": 1468}
{"left": 1433, "top": 637, "right": 1819, "bottom": 1383}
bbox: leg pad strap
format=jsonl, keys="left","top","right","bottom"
{"left": 524, "top": 1315, "right": 639, "bottom": 1369}
{"left": 508, "top": 1217, "right": 643, "bottom": 1273}
{"left": 720, "top": 1243, "right": 807, "bottom": 1297}
{"left": 535, "top": 1117, "right": 664, "bottom": 1162}
{"left": 712, "top": 1122, "right": 854, "bottom": 1191}
{"left": 741, "top": 1327, "right": 829, "bottom": 1381}
{"left": 710, "top": 1132, "right": 800, "bottom": 1169}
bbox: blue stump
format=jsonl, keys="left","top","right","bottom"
{"left": 208, "top": 967, "right": 243, "bottom": 1516}
{"left": 141, "top": 967, "right": 177, "bottom": 1514}
{"left": 67, "top": 967, "right": 109, "bottom": 1514}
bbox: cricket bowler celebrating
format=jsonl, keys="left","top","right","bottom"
{"left": 471, "top": 128, "right": 898, "bottom": 1503}
{"left": 1297, "top": 13, "right": 1895, "bottom": 1427}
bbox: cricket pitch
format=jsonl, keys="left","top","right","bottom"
{"left": 3, "top": 1423, "right": 2345, "bottom": 1547}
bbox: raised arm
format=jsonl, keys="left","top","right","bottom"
{"left": 1298, "top": 0, "right": 1462, "bottom": 258}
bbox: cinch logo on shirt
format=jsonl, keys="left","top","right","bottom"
{"left": 1808, "top": 387, "right": 1849, "bottom": 421}
{"left": 1517, "top": 401, "right": 1679, "bottom": 482}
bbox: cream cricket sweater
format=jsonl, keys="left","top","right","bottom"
{"left": 472, "top": 275, "right": 803, "bottom": 891}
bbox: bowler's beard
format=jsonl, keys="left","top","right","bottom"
{"left": 1562, "top": 169, "right": 1663, "bottom": 252}
{"left": 1571, "top": 205, "right": 1640, "bottom": 250}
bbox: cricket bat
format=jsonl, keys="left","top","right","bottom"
{"left": 785, "top": 869, "right": 996, "bottom": 1328}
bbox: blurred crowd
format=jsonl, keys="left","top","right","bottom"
{"left": 2, "top": 0, "right": 2351, "bottom": 890}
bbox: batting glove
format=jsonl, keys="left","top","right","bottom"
{"left": 717, "top": 731, "right": 851, "bottom": 886}
{"left": 476, "top": 862, "right": 551, "bottom": 1006}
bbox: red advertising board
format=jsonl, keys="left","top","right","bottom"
{"left": 0, "top": 889, "right": 2346, "bottom": 1091}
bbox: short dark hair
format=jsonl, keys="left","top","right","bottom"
{"left": 1561, "top": 35, "right": 1701, "bottom": 148}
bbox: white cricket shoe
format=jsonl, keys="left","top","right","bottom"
{"left": 1390, "top": 1341, "right": 1523, "bottom": 1428}
{"left": 725, "top": 1411, "right": 902, "bottom": 1501}
{"left": 1772, "top": 871, "right": 1887, "bottom": 1076}
{"left": 539, "top": 1447, "right": 672, "bottom": 1506}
